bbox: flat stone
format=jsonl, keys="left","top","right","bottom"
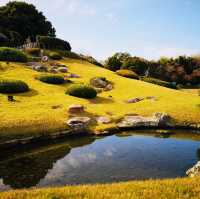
{"left": 186, "top": 161, "right": 200, "bottom": 177}
{"left": 96, "top": 116, "right": 111, "bottom": 124}
{"left": 68, "top": 104, "right": 85, "bottom": 114}
{"left": 146, "top": 96, "right": 157, "bottom": 100}
{"left": 117, "top": 113, "right": 172, "bottom": 128}
{"left": 66, "top": 117, "right": 91, "bottom": 129}
{"left": 126, "top": 97, "right": 144, "bottom": 103}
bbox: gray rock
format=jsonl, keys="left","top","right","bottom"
{"left": 96, "top": 116, "right": 111, "bottom": 124}
{"left": 126, "top": 97, "right": 144, "bottom": 103}
{"left": 49, "top": 68, "right": 58, "bottom": 73}
{"left": 67, "top": 73, "right": 80, "bottom": 78}
{"left": 34, "top": 65, "right": 48, "bottom": 72}
{"left": 146, "top": 96, "right": 157, "bottom": 101}
{"left": 104, "top": 84, "right": 113, "bottom": 91}
{"left": 186, "top": 161, "right": 200, "bottom": 177}
{"left": 117, "top": 113, "right": 172, "bottom": 128}
{"left": 153, "top": 112, "right": 172, "bottom": 127}
{"left": 68, "top": 104, "right": 85, "bottom": 114}
{"left": 90, "top": 77, "right": 113, "bottom": 91}
{"left": 66, "top": 117, "right": 91, "bottom": 130}
{"left": 57, "top": 67, "right": 68, "bottom": 73}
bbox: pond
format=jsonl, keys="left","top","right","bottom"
{"left": 0, "top": 130, "right": 200, "bottom": 191}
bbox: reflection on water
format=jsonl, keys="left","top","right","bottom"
{"left": 0, "top": 131, "right": 200, "bottom": 191}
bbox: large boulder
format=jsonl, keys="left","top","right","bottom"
{"left": 68, "top": 104, "right": 85, "bottom": 114}
{"left": 90, "top": 77, "right": 108, "bottom": 88}
{"left": 186, "top": 161, "right": 200, "bottom": 177}
{"left": 117, "top": 113, "right": 172, "bottom": 129}
{"left": 66, "top": 117, "right": 91, "bottom": 130}
{"left": 90, "top": 77, "right": 113, "bottom": 91}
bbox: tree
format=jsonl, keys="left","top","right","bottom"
{"left": 0, "top": 1, "right": 56, "bottom": 44}
{"left": 105, "top": 56, "right": 122, "bottom": 71}
{"left": 122, "top": 56, "right": 149, "bottom": 75}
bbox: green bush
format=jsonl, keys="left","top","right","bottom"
{"left": 141, "top": 77, "right": 177, "bottom": 89}
{"left": 49, "top": 52, "right": 62, "bottom": 60}
{"left": 37, "top": 74, "right": 65, "bottom": 84}
{"left": 0, "top": 79, "right": 29, "bottom": 93}
{"left": 66, "top": 84, "right": 97, "bottom": 99}
{"left": 25, "top": 48, "right": 41, "bottom": 57}
{"left": 0, "top": 47, "right": 27, "bottom": 62}
{"left": 116, "top": 69, "right": 139, "bottom": 79}
{"left": 37, "top": 36, "right": 71, "bottom": 51}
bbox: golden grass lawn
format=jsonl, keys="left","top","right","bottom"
{"left": 0, "top": 58, "right": 199, "bottom": 139}
{"left": 1, "top": 177, "right": 200, "bottom": 199}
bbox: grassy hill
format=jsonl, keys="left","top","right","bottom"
{"left": 0, "top": 58, "right": 199, "bottom": 141}
{"left": 1, "top": 177, "right": 200, "bottom": 199}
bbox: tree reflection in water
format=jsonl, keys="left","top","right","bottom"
{"left": 0, "top": 136, "right": 95, "bottom": 189}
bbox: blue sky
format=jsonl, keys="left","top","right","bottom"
{"left": 1, "top": 0, "right": 200, "bottom": 60}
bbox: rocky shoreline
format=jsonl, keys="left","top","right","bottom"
{"left": 0, "top": 113, "right": 200, "bottom": 151}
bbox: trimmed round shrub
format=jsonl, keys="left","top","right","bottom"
{"left": 140, "top": 77, "right": 177, "bottom": 89}
{"left": 37, "top": 74, "right": 65, "bottom": 85}
{"left": 0, "top": 47, "right": 27, "bottom": 62}
{"left": 66, "top": 84, "right": 97, "bottom": 99}
{"left": 49, "top": 52, "right": 62, "bottom": 60}
{"left": 25, "top": 48, "right": 41, "bottom": 57}
{"left": 116, "top": 69, "right": 139, "bottom": 79}
{"left": 0, "top": 79, "right": 29, "bottom": 94}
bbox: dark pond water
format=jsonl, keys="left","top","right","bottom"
{"left": 0, "top": 130, "right": 200, "bottom": 191}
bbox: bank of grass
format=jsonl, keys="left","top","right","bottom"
{"left": 1, "top": 177, "right": 200, "bottom": 199}
{"left": 0, "top": 58, "right": 200, "bottom": 140}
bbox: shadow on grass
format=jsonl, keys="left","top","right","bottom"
{"left": 14, "top": 89, "right": 39, "bottom": 97}
{"left": 89, "top": 96, "right": 114, "bottom": 104}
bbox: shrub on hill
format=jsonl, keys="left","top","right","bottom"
{"left": 66, "top": 84, "right": 97, "bottom": 99}
{"left": 37, "top": 74, "right": 65, "bottom": 84}
{"left": 49, "top": 52, "right": 62, "bottom": 60}
{"left": 25, "top": 48, "right": 41, "bottom": 57}
{"left": 141, "top": 77, "right": 177, "bottom": 89}
{"left": 63, "top": 51, "right": 81, "bottom": 59}
{"left": 116, "top": 69, "right": 139, "bottom": 79}
{"left": 0, "top": 47, "right": 27, "bottom": 62}
{"left": 0, "top": 79, "right": 29, "bottom": 93}
{"left": 37, "top": 36, "right": 71, "bottom": 51}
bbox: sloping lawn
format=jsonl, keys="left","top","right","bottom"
{"left": 0, "top": 59, "right": 199, "bottom": 140}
